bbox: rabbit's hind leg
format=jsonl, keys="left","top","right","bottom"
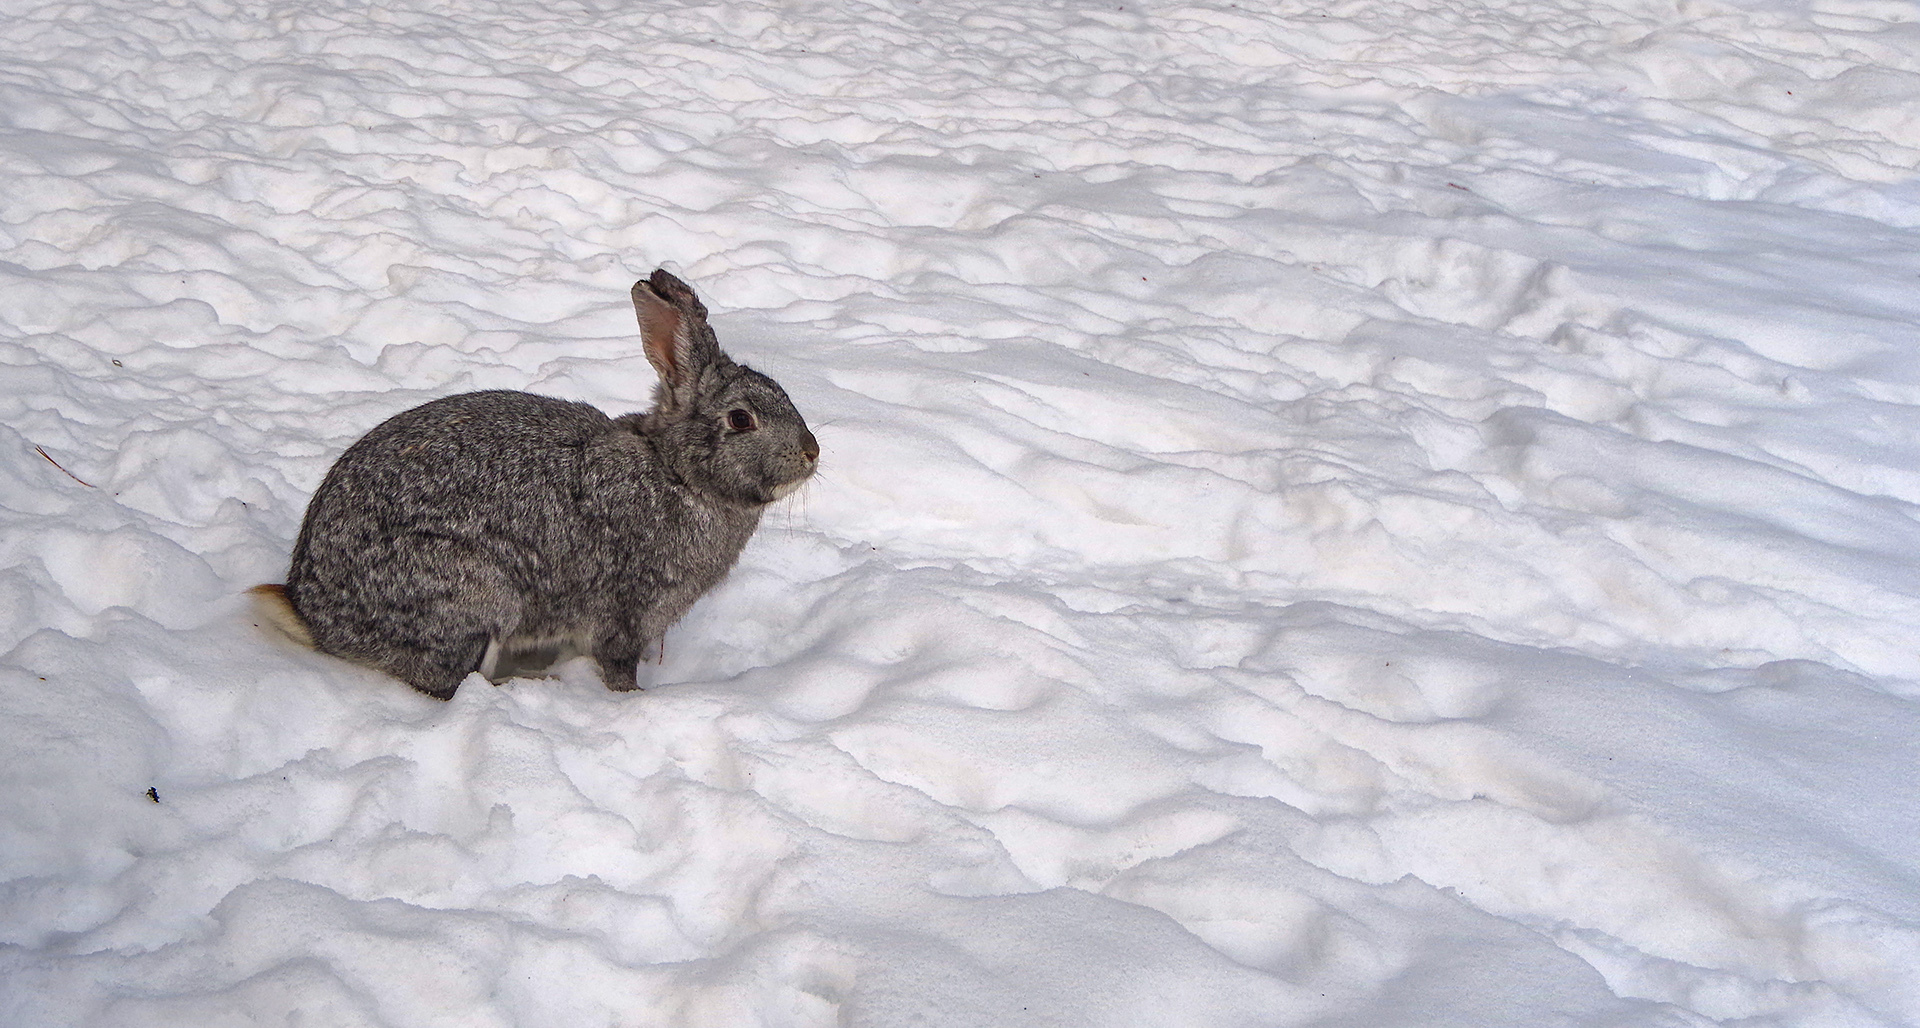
{"left": 371, "top": 631, "right": 494, "bottom": 700}
{"left": 347, "top": 538, "right": 524, "bottom": 699}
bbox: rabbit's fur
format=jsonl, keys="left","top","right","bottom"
{"left": 256, "top": 269, "right": 818, "bottom": 699}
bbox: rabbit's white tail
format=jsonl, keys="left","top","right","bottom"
{"left": 248, "top": 583, "right": 315, "bottom": 648}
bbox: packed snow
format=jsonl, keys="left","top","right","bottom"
{"left": 4, "top": 0, "right": 1920, "bottom": 1023}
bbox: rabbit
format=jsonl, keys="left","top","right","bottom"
{"left": 250, "top": 269, "right": 819, "bottom": 699}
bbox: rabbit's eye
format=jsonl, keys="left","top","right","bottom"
{"left": 727, "top": 409, "right": 757, "bottom": 432}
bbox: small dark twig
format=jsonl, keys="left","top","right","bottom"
{"left": 34, "top": 445, "right": 96, "bottom": 488}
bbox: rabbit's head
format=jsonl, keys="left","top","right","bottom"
{"left": 633, "top": 270, "right": 819, "bottom": 506}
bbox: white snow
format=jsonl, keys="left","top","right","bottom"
{"left": 4, "top": 0, "right": 1920, "bottom": 1023}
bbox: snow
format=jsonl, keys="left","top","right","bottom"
{"left": 4, "top": 0, "right": 1920, "bottom": 1023}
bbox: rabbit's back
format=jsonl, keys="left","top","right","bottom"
{"left": 293, "top": 390, "right": 622, "bottom": 574}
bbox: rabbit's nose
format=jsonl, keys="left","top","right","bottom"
{"left": 801, "top": 430, "right": 819, "bottom": 463}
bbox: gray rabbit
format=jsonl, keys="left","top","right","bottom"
{"left": 252, "top": 269, "right": 818, "bottom": 699}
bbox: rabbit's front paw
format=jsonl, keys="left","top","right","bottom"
{"left": 593, "top": 642, "right": 644, "bottom": 692}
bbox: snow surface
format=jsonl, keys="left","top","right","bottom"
{"left": 4, "top": 0, "right": 1920, "bottom": 1023}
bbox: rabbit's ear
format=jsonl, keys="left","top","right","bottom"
{"left": 632, "top": 272, "right": 719, "bottom": 407}
{"left": 644, "top": 268, "right": 709, "bottom": 319}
